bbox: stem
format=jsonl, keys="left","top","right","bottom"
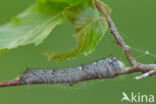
{"left": 95, "top": 0, "right": 136, "bottom": 67}
{"left": 95, "top": 0, "right": 156, "bottom": 77}
{"left": 0, "top": 80, "right": 19, "bottom": 87}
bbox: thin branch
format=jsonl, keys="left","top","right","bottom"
{"left": 0, "top": 0, "right": 155, "bottom": 88}
{"left": 95, "top": 0, "right": 136, "bottom": 67}
{"left": 136, "top": 70, "right": 156, "bottom": 80}
{"left": 0, "top": 80, "right": 19, "bottom": 87}
{"left": 95, "top": 0, "right": 156, "bottom": 78}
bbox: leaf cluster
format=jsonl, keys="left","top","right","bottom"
{"left": 0, "top": 0, "right": 110, "bottom": 61}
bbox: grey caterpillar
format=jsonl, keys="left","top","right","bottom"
{"left": 19, "top": 57, "right": 125, "bottom": 86}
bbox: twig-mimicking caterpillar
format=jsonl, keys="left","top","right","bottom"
{"left": 19, "top": 57, "right": 125, "bottom": 86}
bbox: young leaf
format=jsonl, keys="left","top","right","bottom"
{"left": 42, "top": 1, "right": 109, "bottom": 61}
{"left": 0, "top": 2, "right": 66, "bottom": 54}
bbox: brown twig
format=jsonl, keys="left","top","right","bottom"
{"left": 95, "top": 0, "right": 156, "bottom": 78}
{"left": 95, "top": 0, "right": 136, "bottom": 67}
{"left": 0, "top": 80, "right": 19, "bottom": 87}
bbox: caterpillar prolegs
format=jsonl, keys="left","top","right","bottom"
{"left": 19, "top": 57, "right": 126, "bottom": 86}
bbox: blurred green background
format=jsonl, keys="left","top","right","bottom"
{"left": 0, "top": 0, "right": 156, "bottom": 104}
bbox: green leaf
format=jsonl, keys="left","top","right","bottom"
{"left": 0, "top": 2, "right": 66, "bottom": 54}
{"left": 42, "top": 1, "right": 109, "bottom": 61}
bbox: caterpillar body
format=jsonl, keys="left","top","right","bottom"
{"left": 19, "top": 57, "right": 125, "bottom": 86}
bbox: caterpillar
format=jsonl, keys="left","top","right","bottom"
{"left": 19, "top": 57, "right": 125, "bottom": 86}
